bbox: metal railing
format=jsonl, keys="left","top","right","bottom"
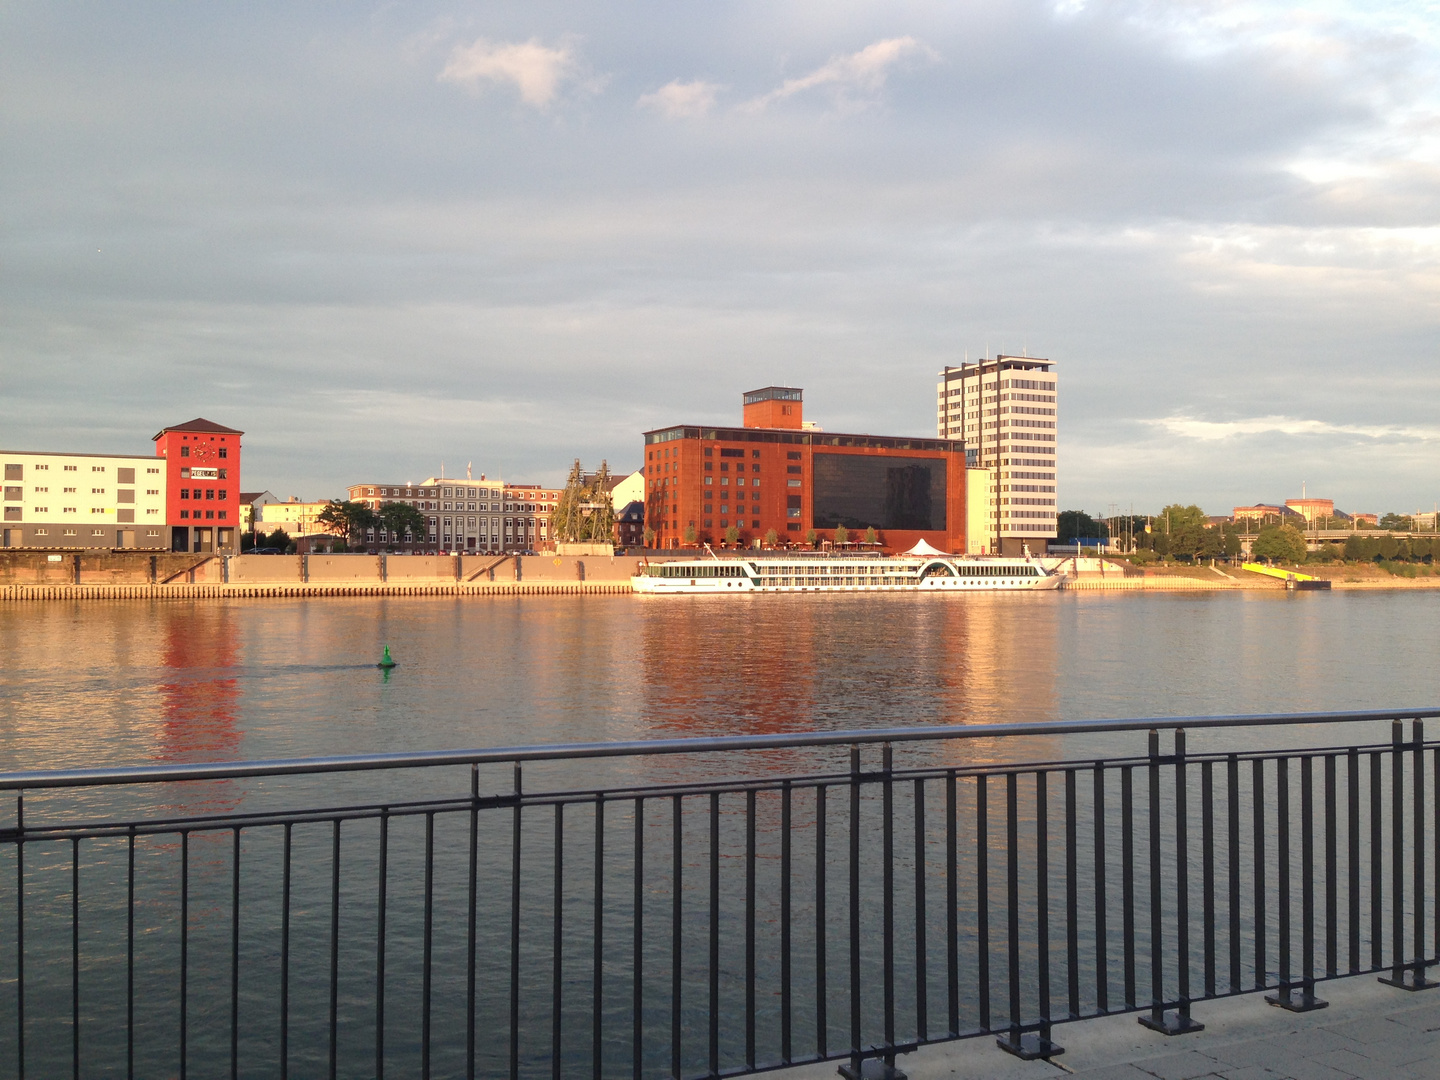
{"left": 3, "top": 709, "right": 1440, "bottom": 1079}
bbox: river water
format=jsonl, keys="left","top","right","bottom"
{"left": 2, "top": 592, "right": 1438, "bottom": 1079}
{"left": 3, "top": 590, "right": 1438, "bottom": 772}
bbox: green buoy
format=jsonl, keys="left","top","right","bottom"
{"left": 378, "top": 645, "right": 397, "bottom": 669}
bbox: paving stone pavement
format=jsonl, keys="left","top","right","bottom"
{"left": 768, "top": 973, "right": 1440, "bottom": 1080}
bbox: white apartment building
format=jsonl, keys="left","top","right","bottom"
{"left": 2, "top": 451, "right": 168, "bottom": 549}
{"left": 937, "top": 355, "right": 1058, "bottom": 555}
{"left": 346, "top": 477, "right": 560, "bottom": 552}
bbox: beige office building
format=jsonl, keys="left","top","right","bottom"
{"left": 347, "top": 477, "right": 560, "bottom": 552}
{"left": 2, "top": 451, "right": 168, "bottom": 549}
{"left": 937, "top": 355, "right": 1058, "bottom": 555}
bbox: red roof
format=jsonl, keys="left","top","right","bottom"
{"left": 152, "top": 418, "right": 244, "bottom": 440}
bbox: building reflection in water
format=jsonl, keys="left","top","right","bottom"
{"left": 635, "top": 593, "right": 1063, "bottom": 784}
{"left": 153, "top": 603, "right": 243, "bottom": 815}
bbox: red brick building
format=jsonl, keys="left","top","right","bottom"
{"left": 643, "top": 387, "right": 967, "bottom": 553}
{"left": 153, "top": 418, "right": 243, "bottom": 553}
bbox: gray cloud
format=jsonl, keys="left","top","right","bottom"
{"left": 2, "top": 0, "right": 1437, "bottom": 514}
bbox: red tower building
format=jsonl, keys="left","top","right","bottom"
{"left": 153, "top": 418, "right": 244, "bottom": 553}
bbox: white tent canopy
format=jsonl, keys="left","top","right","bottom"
{"left": 903, "top": 538, "right": 952, "bottom": 557}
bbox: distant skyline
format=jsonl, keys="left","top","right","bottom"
{"left": 3, "top": 1, "right": 1437, "bottom": 517}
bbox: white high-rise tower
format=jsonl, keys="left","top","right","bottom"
{"left": 937, "top": 355, "right": 1057, "bottom": 555}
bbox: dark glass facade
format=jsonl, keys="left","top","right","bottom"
{"left": 811, "top": 454, "right": 947, "bottom": 531}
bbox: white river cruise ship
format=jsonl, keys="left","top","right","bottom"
{"left": 632, "top": 545, "right": 1059, "bottom": 595}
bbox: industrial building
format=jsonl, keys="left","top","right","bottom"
{"left": 643, "top": 387, "right": 967, "bottom": 553}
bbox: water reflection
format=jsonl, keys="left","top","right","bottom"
{"left": 153, "top": 604, "right": 242, "bottom": 815}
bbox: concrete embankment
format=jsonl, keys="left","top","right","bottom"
{"left": 0, "top": 551, "right": 642, "bottom": 600}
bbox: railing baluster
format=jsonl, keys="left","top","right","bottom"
{"left": 554, "top": 803, "right": 565, "bottom": 1080}
{"left": 282, "top": 821, "right": 293, "bottom": 1080}
{"left": 1380, "top": 719, "right": 1437, "bottom": 991}
{"left": 914, "top": 776, "right": 928, "bottom": 1043}
{"left": 130, "top": 828, "right": 137, "bottom": 1080}
{"left": 180, "top": 830, "right": 189, "bottom": 1080}
{"left": 1269, "top": 756, "right": 1325, "bottom": 1010}
{"left": 634, "top": 797, "right": 645, "bottom": 1080}
{"left": 1371, "top": 750, "right": 1382, "bottom": 970}
{"left": 709, "top": 791, "right": 720, "bottom": 1079}
{"left": 946, "top": 772, "right": 959, "bottom": 1038}
{"left": 1094, "top": 764, "right": 1108, "bottom": 1014}
{"left": 1202, "top": 760, "right": 1215, "bottom": 999}
{"left": 1036, "top": 772, "right": 1060, "bottom": 1055}
{"left": 1065, "top": 769, "right": 1078, "bottom": 1020}
{"left": 15, "top": 792, "right": 23, "bottom": 1080}
{"left": 70, "top": 837, "right": 78, "bottom": 1080}
{"left": 781, "top": 780, "right": 793, "bottom": 1064}
{"left": 511, "top": 767, "right": 523, "bottom": 1080}
{"left": 816, "top": 784, "right": 828, "bottom": 1059}
{"left": 1348, "top": 748, "right": 1360, "bottom": 974}
{"left": 593, "top": 792, "right": 605, "bottom": 1080}
{"left": 467, "top": 766, "right": 479, "bottom": 1080}
{"left": 1140, "top": 729, "right": 1201, "bottom": 1035}
{"left": 1325, "top": 755, "right": 1337, "bottom": 978}
{"left": 1122, "top": 766, "right": 1135, "bottom": 1010}
{"left": 882, "top": 744, "right": 896, "bottom": 1066}
{"left": 376, "top": 810, "right": 387, "bottom": 1080}
{"left": 422, "top": 813, "right": 434, "bottom": 1080}
{"left": 1227, "top": 755, "right": 1240, "bottom": 995}
{"left": 329, "top": 821, "right": 340, "bottom": 1080}
{"left": 847, "top": 746, "right": 862, "bottom": 1076}
{"left": 1254, "top": 759, "right": 1266, "bottom": 991}
{"left": 746, "top": 788, "right": 757, "bottom": 1072}
{"left": 977, "top": 774, "right": 990, "bottom": 1033}
{"left": 670, "top": 794, "right": 682, "bottom": 1080}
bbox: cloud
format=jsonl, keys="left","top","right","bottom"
{"left": 744, "top": 37, "right": 939, "bottom": 112}
{"left": 439, "top": 37, "right": 580, "bottom": 108}
{"left": 1144, "top": 415, "right": 1440, "bottom": 443}
{"left": 637, "top": 79, "right": 722, "bottom": 119}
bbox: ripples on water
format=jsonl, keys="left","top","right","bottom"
{"left": 3, "top": 591, "right": 1438, "bottom": 771}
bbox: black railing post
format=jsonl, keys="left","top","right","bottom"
{"left": 997, "top": 767, "right": 1059, "bottom": 1060}
{"left": 1140, "top": 729, "right": 1201, "bottom": 1034}
{"left": 1269, "top": 757, "right": 1325, "bottom": 1010}
{"left": 1227, "top": 755, "right": 1241, "bottom": 995}
{"left": 1094, "top": 764, "right": 1108, "bottom": 1014}
{"left": 1380, "top": 718, "right": 1437, "bottom": 991}
{"left": 1065, "top": 769, "right": 1079, "bottom": 1020}
{"left": 977, "top": 774, "right": 990, "bottom": 1033}
{"left": 1201, "top": 759, "right": 1215, "bottom": 999}
{"left": 1122, "top": 766, "right": 1135, "bottom": 1009}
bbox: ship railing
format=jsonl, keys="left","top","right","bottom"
{"left": 3, "top": 709, "right": 1440, "bottom": 1078}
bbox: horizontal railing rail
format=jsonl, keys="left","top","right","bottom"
{"left": 4, "top": 707, "right": 1440, "bottom": 788}
{"left": 2, "top": 709, "right": 1439, "bottom": 1080}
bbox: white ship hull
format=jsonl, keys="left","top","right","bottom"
{"left": 632, "top": 554, "right": 1060, "bottom": 594}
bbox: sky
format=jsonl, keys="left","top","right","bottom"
{"left": 3, "top": 0, "right": 1438, "bottom": 517}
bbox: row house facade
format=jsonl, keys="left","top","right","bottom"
{"left": 346, "top": 477, "right": 560, "bottom": 552}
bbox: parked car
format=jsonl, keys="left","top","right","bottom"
{"left": 247, "top": 547, "right": 283, "bottom": 554}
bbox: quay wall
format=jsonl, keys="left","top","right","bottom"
{"left": 0, "top": 550, "right": 646, "bottom": 600}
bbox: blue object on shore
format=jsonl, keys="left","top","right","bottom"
{"left": 378, "top": 645, "right": 397, "bottom": 669}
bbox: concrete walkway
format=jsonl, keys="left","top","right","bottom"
{"left": 771, "top": 974, "right": 1440, "bottom": 1080}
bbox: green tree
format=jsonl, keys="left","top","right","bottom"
{"left": 377, "top": 501, "right": 428, "bottom": 547}
{"left": 643, "top": 526, "right": 656, "bottom": 548}
{"left": 1252, "top": 524, "right": 1307, "bottom": 563}
{"left": 683, "top": 524, "right": 697, "bottom": 545}
{"left": 724, "top": 525, "right": 740, "bottom": 546}
{"left": 1157, "top": 504, "right": 1208, "bottom": 561}
{"left": 834, "top": 524, "right": 849, "bottom": 545}
{"left": 1380, "top": 513, "right": 1414, "bottom": 531}
{"left": 264, "top": 528, "right": 291, "bottom": 550}
{"left": 316, "top": 500, "right": 377, "bottom": 546}
{"left": 764, "top": 528, "right": 779, "bottom": 547}
{"left": 1223, "top": 529, "right": 1242, "bottom": 559}
{"left": 864, "top": 526, "right": 878, "bottom": 546}
{"left": 552, "top": 460, "right": 617, "bottom": 543}
{"left": 805, "top": 528, "right": 818, "bottom": 547}
{"left": 1057, "top": 510, "right": 1100, "bottom": 543}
